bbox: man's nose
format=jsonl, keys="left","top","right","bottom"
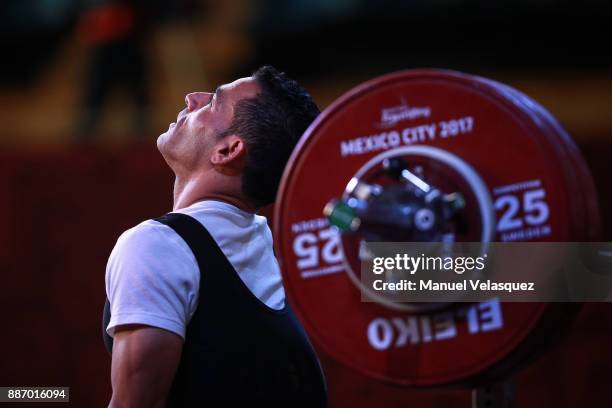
{"left": 185, "top": 92, "right": 213, "bottom": 111}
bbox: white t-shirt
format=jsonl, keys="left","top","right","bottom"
{"left": 105, "top": 200, "right": 286, "bottom": 340}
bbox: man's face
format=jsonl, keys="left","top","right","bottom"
{"left": 157, "top": 76, "right": 259, "bottom": 173}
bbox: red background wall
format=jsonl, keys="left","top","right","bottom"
{"left": 1, "top": 141, "right": 610, "bottom": 407}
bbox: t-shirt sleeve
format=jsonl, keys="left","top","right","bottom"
{"left": 105, "top": 220, "right": 200, "bottom": 340}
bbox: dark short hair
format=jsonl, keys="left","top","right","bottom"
{"left": 222, "top": 65, "right": 320, "bottom": 208}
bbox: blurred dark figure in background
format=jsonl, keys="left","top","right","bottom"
{"left": 76, "top": 0, "right": 150, "bottom": 139}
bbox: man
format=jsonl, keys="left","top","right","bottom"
{"left": 103, "top": 66, "right": 327, "bottom": 407}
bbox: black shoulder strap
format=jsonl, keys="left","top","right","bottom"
{"left": 103, "top": 212, "right": 233, "bottom": 354}
{"left": 154, "top": 212, "right": 238, "bottom": 288}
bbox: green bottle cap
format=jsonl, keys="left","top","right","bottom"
{"left": 323, "top": 200, "right": 361, "bottom": 232}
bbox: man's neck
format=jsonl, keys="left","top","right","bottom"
{"left": 172, "top": 176, "right": 256, "bottom": 213}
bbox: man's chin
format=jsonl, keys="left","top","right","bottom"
{"left": 156, "top": 130, "right": 181, "bottom": 170}
{"left": 157, "top": 126, "right": 175, "bottom": 150}
{"left": 156, "top": 132, "right": 166, "bottom": 152}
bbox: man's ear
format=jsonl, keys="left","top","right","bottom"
{"left": 210, "top": 135, "right": 246, "bottom": 167}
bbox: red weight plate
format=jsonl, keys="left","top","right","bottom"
{"left": 494, "top": 83, "right": 604, "bottom": 281}
{"left": 475, "top": 79, "right": 586, "bottom": 242}
{"left": 539, "top": 107, "right": 601, "bottom": 240}
{"left": 274, "top": 70, "right": 589, "bottom": 386}
{"left": 455, "top": 79, "right": 596, "bottom": 380}
{"left": 488, "top": 80, "right": 600, "bottom": 241}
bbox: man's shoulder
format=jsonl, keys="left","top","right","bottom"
{"left": 105, "top": 217, "right": 200, "bottom": 340}
{"left": 108, "top": 217, "right": 198, "bottom": 276}
{"left": 115, "top": 218, "right": 172, "bottom": 249}
{"left": 112, "top": 217, "right": 196, "bottom": 262}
